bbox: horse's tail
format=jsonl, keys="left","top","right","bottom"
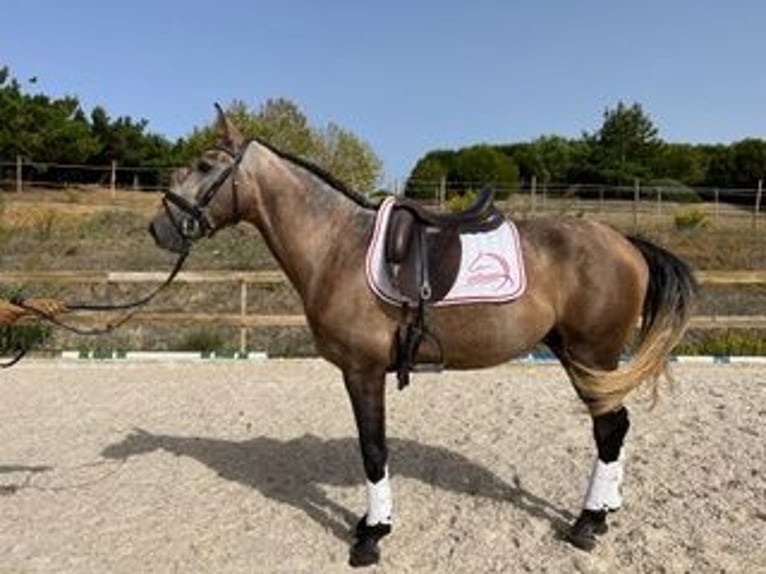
{"left": 573, "top": 236, "right": 697, "bottom": 415}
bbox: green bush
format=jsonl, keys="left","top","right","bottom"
{"left": 175, "top": 329, "right": 228, "bottom": 354}
{"left": 446, "top": 190, "right": 477, "bottom": 213}
{"left": 676, "top": 330, "right": 766, "bottom": 356}
{"left": 0, "top": 323, "right": 52, "bottom": 356}
{"left": 674, "top": 207, "right": 711, "bottom": 230}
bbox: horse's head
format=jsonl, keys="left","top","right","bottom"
{"left": 101, "top": 428, "right": 165, "bottom": 459}
{"left": 149, "top": 105, "right": 248, "bottom": 254}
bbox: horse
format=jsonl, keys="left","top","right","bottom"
{"left": 149, "top": 106, "right": 696, "bottom": 567}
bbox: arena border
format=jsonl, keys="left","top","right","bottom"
{"left": 56, "top": 350, "right": 766, "bottom": 364}
{"left": 60, "top": 350, "right": 268, "bottom": 362}
{"left": 518, "top": 352, "right": 766, "bottom": 365}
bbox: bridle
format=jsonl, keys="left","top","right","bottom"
{"left": 161, "top": 140, "right": 250, "bottom": 250}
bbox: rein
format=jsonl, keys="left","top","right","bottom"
{"left": 11, "top": 249, "right": 189, "bottom": 337}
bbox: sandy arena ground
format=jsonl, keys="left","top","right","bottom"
{"left": 0, "top": 359, "right": 763, "bottom": 573}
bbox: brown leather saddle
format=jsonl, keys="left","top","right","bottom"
{"left": 383, "top": 187, "right": 505, "bottom": 304}
{"left": 381, "top": 188, "right": 505, "bottom": 388}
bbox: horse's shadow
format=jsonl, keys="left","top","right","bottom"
{"left": 101, "top": 430, "right": 575, "bottom": 543}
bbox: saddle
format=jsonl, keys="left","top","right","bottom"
{"left": 384, "top": 187, "right": 504, "bottom": 303}
{"left": 381, "top": 188, "right": 504, "bottom": 387}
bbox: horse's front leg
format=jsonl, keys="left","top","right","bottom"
{"left": 343, "top": 368, "right": 392, "bottom": 567}
{"left": 569, "top": 406, "right": 630, "bottom": 550}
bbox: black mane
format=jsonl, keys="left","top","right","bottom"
{"left": 253, "top": 137, "right": 376, "bottom": 209}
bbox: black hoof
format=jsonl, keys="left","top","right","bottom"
{"left": 355, "top": 515, "right": 392, "bottom": 540}
{"left": 568, "top": 509, "right": 608, "bottom": 551}
{"left": 349, "top": 515, "right": 392, "bottom": 567}
{"left": 349, "top": 537, "right": 380, "bottom": 567}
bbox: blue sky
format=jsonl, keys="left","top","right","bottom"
{"left": 2, "top": 1, "right": 764, "bottom": 184}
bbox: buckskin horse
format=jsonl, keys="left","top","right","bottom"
{"left": 149, "top": 107, "right": 696, "bottom": 567}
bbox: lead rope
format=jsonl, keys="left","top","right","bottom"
{"left": 0, "top": 348, "right": 27, "bottom": 369}
{"left": 1, "top": 249, "right": 189, "bottom": 366}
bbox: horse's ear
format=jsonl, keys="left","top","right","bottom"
{"left": 214, "top": 103, "right": 244, "bottom": 150}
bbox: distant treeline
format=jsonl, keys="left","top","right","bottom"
{"left": 0, "top": 67, "right": 184, "bottom": 188}
{"left": 3, "top": 65, "right": 764, "bottom": 201}
{"left": 0, "top": 66, "right": 382, "bottom": 193}
{"left": 406, "top": 102, "right": 766, "bottom": 204}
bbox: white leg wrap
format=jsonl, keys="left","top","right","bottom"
{"left": 583, "top": 452, "right": 625, "bottom": 512}
{"left": 366, "top": 466, "right": 392, "bottom": 526}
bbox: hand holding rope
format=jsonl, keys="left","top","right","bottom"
{"left": 0, "top": 298, "right": 69, "bottom": 326}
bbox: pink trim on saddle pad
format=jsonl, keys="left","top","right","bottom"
{"left": 365, "top": 197, "right": 526, "bottom": 307}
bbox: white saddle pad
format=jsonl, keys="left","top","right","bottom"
{"left": 365, "top": 197, "right": 526, "bottom": 306}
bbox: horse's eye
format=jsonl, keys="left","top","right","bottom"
{"left": 197, "top": 159, "right": 214, "bottom": 173}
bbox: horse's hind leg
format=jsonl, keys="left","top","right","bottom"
{"left": 546, "top": 333, "right": 631, "bottom": 551}
{"left": 569, "top": 407, "right": 630, "bottom": 550}
{"left": 342, "top": 368, "right": 392, "bottom": 567}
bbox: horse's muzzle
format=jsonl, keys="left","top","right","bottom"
{"left": 149, "top": 216, "right": 189, "bottom": 254}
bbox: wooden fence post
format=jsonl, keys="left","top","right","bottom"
{"left": 714, "top": 188, "right": 720, "bottom": 226}
{"left": 633, "top": 178, "right": 640, "bottom": 230}
{"left": 110, "top": 160, "right": 117, "bottom": 200}
{"left": 16, "top": 155, "right": 22, "bottom": 193}
{"left": 755, "top": 179, "right": 763, "bottom": 230}
{"left": 438, "top": 175, "right": 446, "bottom": 208}
{"left": 239, "top": 279, "right": 248, "bottom": 356}
{"left": 656, "top": 185, "right": 662, "bottom": 221}
{"left": 530, "top": 175, "right": 537, "bottom": 215}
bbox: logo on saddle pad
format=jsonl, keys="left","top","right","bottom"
{"left": 465, "top": 252, "right": 515, "bottom": 291}
{"left": 366, "top": 197, "right": 526, "bottom": 306}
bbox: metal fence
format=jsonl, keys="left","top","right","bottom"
{"left": 0, "top": 157, "right": 174, "bottom": 193}
{"left": 401, "top": 178, "right": 764, "bottom": 231}
{"left": 2, "top": 159, "right": 764, "bottom": 229}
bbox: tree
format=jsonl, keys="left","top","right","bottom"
{"left": 404, "top": 150, "right": 454, "bottom": 199}
{"left": 701, "top": 138, "right": 766, "bottom": 207}
{"left": 90, "top": 107, "right": 160, "bottom": 165}
{"left": 707, "top": 139, "right": 766, "bottom": 189}
{"left": 86, "top": 105, "right": 177, "bottom": 187}
{"left": 405, "top": 146, "right": 519, "bottom": 200}
{"left": 40, "top": 97, "right": 98, "bottom": 163}
{"left": 504, "top": 136, "right": 584, "bottom": 184}
{"left": 651, "top": 143, "right": 707, "bottom": 186}
{"left": 0, "top": 66, "right": 176, "bottom": 188}
{"left": 0, "top": 67, "right": 24, "bottom": 159}
{"left": 499, "top": 143, "right": 535, "bottom": 182}
{"left": 0, "top": 71, "right": 97, "bottom": 164}
{"left": 312, "top": 122, "right": 382, "bottom": 193}
{"left": 452, "top": 145, "right": 518, "bottom": 199}
{"left": 585, "top": 101, "right": 662, "bottom": 184}
{"left": 253, "top": 98, "right": 315, "bottom": 157}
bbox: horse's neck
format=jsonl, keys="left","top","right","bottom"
{"left": 242, "top": 147, "right": 371, "bottom": 298}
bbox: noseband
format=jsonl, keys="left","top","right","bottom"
{"left": 162, "top": 141, "right": 250, "bottom": 247}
